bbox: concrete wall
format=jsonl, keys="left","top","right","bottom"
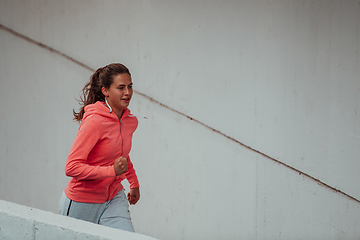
{"left": 0, "top": 199, "right": 158, "bottom": 240}
{"left": 0, "top": 0, "right": 359, "bottom": 239}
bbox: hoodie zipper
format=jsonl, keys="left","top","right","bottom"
{"left": 107, "top": 117, "right": 124, "bottom": 201}
{"left": 119, "top": 119, "right": 124, "bottom": 151}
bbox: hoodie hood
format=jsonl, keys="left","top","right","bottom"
{"left": 83, "top": 101, "right": 131, "bottom": 121}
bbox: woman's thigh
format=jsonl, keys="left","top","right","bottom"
{"left": 99, "top": 189, "right": 134, "bottom": 232}
{"left": 59, "top": 191, "right": 105, "bottom": 224}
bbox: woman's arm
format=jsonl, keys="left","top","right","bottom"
{"left": 125, "top": 157, "right": 139, "bottom": 188}
{"left": 65, "top": 119, "right": 116, "bottom": 180}
{"left": 125, "top": 156, "right": 140, "bottom": 204}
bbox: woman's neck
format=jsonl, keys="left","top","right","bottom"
{"left": 104, "top": 99, "right": 123, "bottom": 119}
{"left": 113, "top": 108, "right": 123, "bottom": 120}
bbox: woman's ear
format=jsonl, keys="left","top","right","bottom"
{"left": 101, "top": 87, "right": 109, "bottom": 97}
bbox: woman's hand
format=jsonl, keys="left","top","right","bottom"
{"left": 127, "top": 187, "right": 140, "bottom": 205}
{"left": 114, "top": 156, "right": 128, "bottom": 176}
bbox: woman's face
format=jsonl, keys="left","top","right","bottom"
{"left": 102, "top": 73, "right": 133, "bottom": 116}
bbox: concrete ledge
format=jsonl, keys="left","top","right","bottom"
{"left": 0, "top": 199, "right": 158, "bottom": 240}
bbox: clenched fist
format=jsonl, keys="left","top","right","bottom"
{"left": 127, "top": 187, "right": 140, "bottom": 205}
{"left": 114, "top": 156, "right": 128, "bottom": 176}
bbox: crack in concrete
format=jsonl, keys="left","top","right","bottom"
{"left": 1, "top": 23, "right": 359, "bottom": 204}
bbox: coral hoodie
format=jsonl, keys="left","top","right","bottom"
{"left": 64, "top": 101, "right": 139, "bottom": 203}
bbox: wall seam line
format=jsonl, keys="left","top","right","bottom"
{"left": 1, "top": 23, "right": 359, "bottom": 204}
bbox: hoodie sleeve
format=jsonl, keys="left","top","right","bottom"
{"left": 125, "top": 156, "right": 140, "bottom": 188}
{"left": 65, "top": 119, "right": 116, "bottom": 180}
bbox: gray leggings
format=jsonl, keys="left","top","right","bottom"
{"left": 59, "top": 189, "right": 134, "bottom": 232}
